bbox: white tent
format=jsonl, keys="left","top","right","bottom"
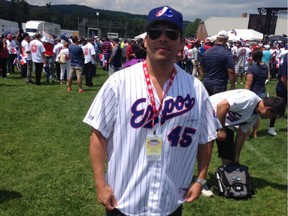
{"left": 134, "top": 32, "right": 147, "bottom": 39}
{"left": 207, "top": 29, "right": 263, "bottom": 42}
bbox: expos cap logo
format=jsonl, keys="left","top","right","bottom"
{"left": 156, "top": 6, "right": 173, "bottom": 18}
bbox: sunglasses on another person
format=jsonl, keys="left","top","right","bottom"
{"left": 147, "top": 27, "right": 180, "bottom": 41}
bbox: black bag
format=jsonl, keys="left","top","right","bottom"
{"left": 215, "top": 164, "right": 254, "bottom": 199}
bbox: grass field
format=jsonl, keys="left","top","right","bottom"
{"left": 0, "top": 68, "right": 287, "bottom": 216}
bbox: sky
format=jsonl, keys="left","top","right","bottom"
{"left": 24, "top": 0, "right": 287, "bottom": 22}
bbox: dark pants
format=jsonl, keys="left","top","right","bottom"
{"left": 216, "top": 127, "right": 235, "bottom": 161}
{"left": 34, "top": 62, "right": 43, "bottom": 85}
{"left": 8, "top": 54, "right": 17, "bottom": 73}
{"left": 55, "top": 62, "right": 61, "bottom": 80}
{"left": 0, "top": 57, "right": 7, "bottom": 78}
{"left": 84, "top": 61, "right": 94, "bottom": 86}
{"left": 106, "top": 205, "right": 182, "bottom": 216}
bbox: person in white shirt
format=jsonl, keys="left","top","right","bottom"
{"left": 53, "top": 37, "right": 64, "bottom": 81}
{"left": 82, "top": 38, "right": 96, "bottom": 87}
{"left": 30, "top": 33, "right": 46, "bottom": 85}
{"left": 21, "top": 33, "right": 33, "bottom": 83}
{"left": 6, "top": 34, "right": 18, "bottom": 74}
{"left": 57, "top": 42, "right": 70, "bottom": 84}
{"left": 210, "top": 89, "right": 285, "bottom": 165}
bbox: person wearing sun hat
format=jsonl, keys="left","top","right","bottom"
{"left": 84, "top": 5, "right": 218, "bottom": 215}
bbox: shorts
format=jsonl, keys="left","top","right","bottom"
{"left": 235, "top": 65, "right": 245, "bottom": 74}
{"left": 69, "top": 66, "right": 82, "bottom": 78}
{"left": 216, "top": 127, "right": 235, "bottom": 160}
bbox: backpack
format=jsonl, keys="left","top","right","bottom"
{"left": 59, "top": 52, "right": 67, "bottom": 64}
{"left": 215, "top": 164, "right": 254, "bottom": 200}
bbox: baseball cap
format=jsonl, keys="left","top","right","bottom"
{"left": 264, "top": 44, "right": 270, "bottom": 49}
{"left": 144, "top": 6, "right": 183, "bottom": 32}
{"left": 217, "top": 30, "right": 228, "bottom": 39}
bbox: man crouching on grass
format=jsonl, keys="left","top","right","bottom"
{"left": 210, "top": 89, "right": 285, "bottom": 165}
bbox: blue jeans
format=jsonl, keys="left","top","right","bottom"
{"left": 44, "top": 56, "right": 55, "bottom": 81}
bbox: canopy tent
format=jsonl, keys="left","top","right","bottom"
{"left": 207, "top": 29, "right": 263, "bottom": 42}
{"left": 134, "top": 32, "right": 147, "bottom": 39}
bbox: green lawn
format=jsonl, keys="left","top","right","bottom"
{"left": 0, "top": 69, "right": 287, "bottom": 216}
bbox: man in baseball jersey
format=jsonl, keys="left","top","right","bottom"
{"left": 210, "top": 89, "right": 285, "bottom": 165}
{"left": 83, "top": 6, "right": 218, "bottom": 215}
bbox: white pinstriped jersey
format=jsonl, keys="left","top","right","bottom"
{"left": 209, "top": 89, "right": 261, "bottom": 133}
{"left": 83, "top": 62, "right": 218, "bottom": 215}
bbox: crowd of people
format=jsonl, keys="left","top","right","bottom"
{"left": 0, "top": 30, "right": 148, "bottom": 91}
{"left": 0, "top": 6, "right": 287, "bottom": 215}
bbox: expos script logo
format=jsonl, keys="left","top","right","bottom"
{"left": 156, "top": 6, "right": 173, "bottom": 18}
{"left": 130, "top": 94, "right": 195, "bottom": 129}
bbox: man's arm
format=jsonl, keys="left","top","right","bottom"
{"left": 280, "top": 74, "right": 287, "bottom": 91}
{"left": 244, "top": 74, "right": 253, "bottom": 90}
{"left": 216, "top": 99, "right": 230, "bottom": 141}
{"left": 185, "top": 141, "right": 213, "bottom": 203}
{"left": 228, "top": 68, "right": 236, "bottom": 90}
{"left": 199, "top": 65, "right": 205, "bottom": 78}
{"left": 90, "top": 128, "right": 117, "bottom": 210}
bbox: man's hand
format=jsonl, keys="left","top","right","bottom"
{"left": 184, "top": 182, "right": 202, "bottom": 203}
{"left": 96, "top": 185, "right": 118, "bottom": 211}
{"left": 217, "top": 128, "right": 227, "bottom": 141}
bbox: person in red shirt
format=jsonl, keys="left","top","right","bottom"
{"left": 125, "top": 39, "right": 136, "bottom": 61}
{"left": 42, "top": 39, "right": 55, "bottom": 83}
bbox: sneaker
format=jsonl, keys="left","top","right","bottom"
{"left": 201, "top": 183, "right": 214, "bottom": 197}
{"left": 265, "top": 79, "right": 269, "bottom": 85}
{"left": 78, "top": 89, "right": 85, "bottom": 93}
{"left": 67, "top": 87, "right": 72, "bottom": 92}
{"left": 268, "top": 127, "right": 277, "bottom": 136}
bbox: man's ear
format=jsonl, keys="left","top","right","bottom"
{"left": 264, "top": 106, "right": 272, "bottom": 114}
{"left": 144, "top": 36, "right": 147, "bottom": 49}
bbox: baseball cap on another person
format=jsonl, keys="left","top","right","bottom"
{"left": 217, "top": 30, "right": 229, "bottom": 39}
{"left": 144, "top": 6, "right": 183, "bottom": 32}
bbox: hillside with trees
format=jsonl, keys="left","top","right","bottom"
{"left": 0, "top": 0, "right": 201, "bottom": 38}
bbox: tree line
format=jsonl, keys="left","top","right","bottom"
{"left": 0, "top": 0, "right": 201, "bottom": 38}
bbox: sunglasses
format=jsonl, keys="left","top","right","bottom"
{"left": 148, "top": 27, "right": 180, "bottom": 41}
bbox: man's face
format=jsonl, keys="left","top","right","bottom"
{"left": 144, "top": 22, "right": 182, "bottom": 62}
{"left": 259, "top": 107, "right": 277, "bottom": 119}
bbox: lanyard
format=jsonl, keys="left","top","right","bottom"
{"left": 143, "top": 61, "right": 177, "bottom": 128}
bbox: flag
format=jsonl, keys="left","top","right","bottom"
{"left": 19, "top": 53, "right": 27, "bottom": 65}
{"left": 231, "top": 29, "right": 237, "bottom": 36}
{"left": 99, "top": 53, "right": 107, "bottom": 67}
{"left": 14, "top": 53, "right": 27, "bottom": 66}
{"left": 41, "top": 31, "right": 54, "bottom": 44}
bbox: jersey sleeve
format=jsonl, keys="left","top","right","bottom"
{"left": 83, "top": 78, "right": 118, "bottom": 139}
{"left": 198, "top": 91, "right": 220, "bottom": 144}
